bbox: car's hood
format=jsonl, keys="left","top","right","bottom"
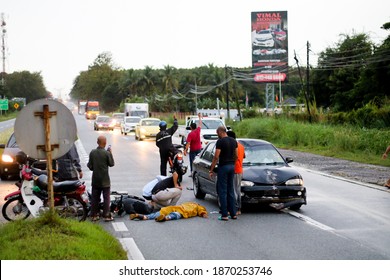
{"left": 243, "top": 165, "right": 301, "bottom": 184}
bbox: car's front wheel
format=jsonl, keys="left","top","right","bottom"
{"left": 289, "top": 203, "right": 303, "bottom": 211}
{"left": 193, "top": 173, "right": 206, "bottom": 199}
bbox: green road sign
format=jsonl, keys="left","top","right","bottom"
{"left": 0, "top": 99, "right": 8, "bottom": 110}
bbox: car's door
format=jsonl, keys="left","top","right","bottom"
{"left": 197, "top": 142, "right": 218, "bottom": 196}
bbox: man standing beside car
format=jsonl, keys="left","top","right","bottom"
{"left": 209, "top": 126, "right": 238, "bottom": 221}
{"left": 227, "top": 130, "right": 245, "bottom": 215}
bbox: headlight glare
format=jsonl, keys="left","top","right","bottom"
{"left": 241, "top": 180, "right": 254, "bottom": 187}
{"left": 285, "top": 178, "right": 303, "bottom": 186}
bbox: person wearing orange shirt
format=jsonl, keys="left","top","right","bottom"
{"left": 227, "top": 130, "right": 245, "bottom": 215}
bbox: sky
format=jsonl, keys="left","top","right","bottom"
{"left": 2, "top": 0, "right": 390, "bottom": 98}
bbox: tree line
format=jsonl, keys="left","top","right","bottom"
{"left": 1, "top": 22, "right": 389, "bottom": 124}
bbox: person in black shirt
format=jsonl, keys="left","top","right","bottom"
{"left": 150, "top": 171, "right": 182, "bottom": 208}
{"left": 56, "top": 143, "right": 83, "bottom": 181}
{"left": 209, "top": 126, "right": 238, "bottom": 221}
{"left": 156, "top": 116, "right": 178, "bottom": 176}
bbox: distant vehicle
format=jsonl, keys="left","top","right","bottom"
{"left": 85, "top": 101, "right": 100, "bottom": 119}
{"left": 252, "top": 29, "right": 274, "bottom": 48}
{"left": 176, "top": 115, "right": 230, "bottom": 147}
{"left": 124, "top": 103, "right": 149, "bottom": 119}
{"left": 94, "top": 115, "right": 115, "bottom": 131}
{"left": 192, "top": 139, "right": 306, "bottom": 210}
{"left": 121, "top": 116, "right": 141, "bottom": 135}
{"left": 135, "top": 118, "right": 161, "bottom": 141}
{"left": 112, "top": 113, "right": 125, "bottom": 128}
{"left": 78, "top": 100, "right": 87, "bottom": 115}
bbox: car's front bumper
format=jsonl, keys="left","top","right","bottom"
{"left": 240, "top": 185, "right": 306, "bottom": 206}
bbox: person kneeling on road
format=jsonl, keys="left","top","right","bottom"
{"left": 130, "top": 201, "right": 208, "bottom": 222}
{"left": 142, "top": 171, "right": 182, "bottom": 210}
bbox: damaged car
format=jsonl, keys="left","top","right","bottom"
{"left": 192, "top": 138, "right": 306, "bottom": 210}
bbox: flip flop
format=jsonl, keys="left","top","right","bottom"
{"left": 218, "top": 216, "right": 229, "bottom": 221}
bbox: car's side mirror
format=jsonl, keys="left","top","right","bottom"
{"left": 0, "top": 144, "right": 5, "bottom": 149}
{"left": 285, "top": 157, "right": 293, "bottom": 163}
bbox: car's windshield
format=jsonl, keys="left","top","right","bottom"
{"left": 97, "top": 117, "right": 111, "bottom": 122}
{"left": 201, "top": 119, "right": 224, "bottom": 129}
{"left": 242, "top": 143, "right": 285, "bottom": 165}
{"left": 113, "top": 114, "right": 124, "bottom": 120}
{"left": 142, "top": 120, "right": 160, "bottom": 126}
{"left": 8, "top": 133, "right": 19, "bottom": 148}
{"left": 126, "top": 117, "right": 141, "bottom": 123}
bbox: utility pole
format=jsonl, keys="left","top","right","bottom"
{"left": 1, "top": 13, "right": 6, "bottom": 87}
{"left": 194, "top": 78, "right": 197, "bottom": 114}
{"left": 307, "top": 41, "right": 310, "bottom": 102}
{"left": 225, "top": 65, "right": 230, "bottom": 119}
{"left": 294, "top": 49, "right": 311, "bottom": 122}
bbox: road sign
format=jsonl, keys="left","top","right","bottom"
{"left": 0, "top": 99, "right": 8, "bottom": 110}
{"left": 14, "top": 99, "right": 77, "bottom": 159}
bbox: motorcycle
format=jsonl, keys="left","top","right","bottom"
{"left": 168, "top": 144, "right": 188, "bottom": 183}
{"left": 2, "top": 152, "right": 89, "bottom": 222}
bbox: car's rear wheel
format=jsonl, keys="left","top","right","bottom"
{"left": 193, "top": 173, "right": 206, "bottom": 199}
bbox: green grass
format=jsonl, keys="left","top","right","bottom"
{"left": 232, "top": 117, "right": 390, "bottom": 167}
{"left": 0, "top": 212, "right": 127, "bottom": 260}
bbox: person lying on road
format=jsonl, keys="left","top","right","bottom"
{"left": 129, "top": 201, "right": 208, "bottom": 222}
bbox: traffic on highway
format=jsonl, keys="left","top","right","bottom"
{"left": 1, "top": 101, "right": 389, "bottom": 261}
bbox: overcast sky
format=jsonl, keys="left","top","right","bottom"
{"left": 2, "top": 0, "right": 389, "bottom": 97}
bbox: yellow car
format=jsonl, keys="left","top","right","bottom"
{"left": 135, "top": 118, "right": 161, "bottom": 141}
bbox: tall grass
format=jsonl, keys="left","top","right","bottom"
{"left": 233, "top": 117, "right": 390, "bottom": 166}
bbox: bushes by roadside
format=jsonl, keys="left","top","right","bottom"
{"left": 232, "top": 117, "right": 390, "bottom": 166}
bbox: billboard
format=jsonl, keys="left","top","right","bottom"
{"left": 251, "top": 11, "right": 288, "bottom": 83}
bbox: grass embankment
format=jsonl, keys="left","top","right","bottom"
{"left": 0, "top": 212, "right": 127, "bottom": 260}
{"left": 231, "top": 117, "right": 390, "bottom": 167}
{"left": 0, "top": 112, "right": 127, "bottom": 260}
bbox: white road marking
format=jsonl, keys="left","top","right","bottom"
{"left": 283, "top": 209, "right": 335, "bottom": 232}
{"left": 112, "top": 222, "right": 128, "bottom": 232}
{"left": 119, "top": 238, "right": 145, "bottom": 260}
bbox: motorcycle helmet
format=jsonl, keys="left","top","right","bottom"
{"left": 15, "top": 151, "right": 27, "bottom": 165}
{"left": 159, "top": 121, "right": 167, "bottom": 131}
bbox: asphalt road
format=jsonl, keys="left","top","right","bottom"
{"left": 1, "top": 107, "right": 390, "bottom": 260}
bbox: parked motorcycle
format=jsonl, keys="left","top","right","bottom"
{"left": 2, "top": 152, "right": 89, "bottom": 222}
{"left": 168, "top": 144, "right": 188, "bottom": 183}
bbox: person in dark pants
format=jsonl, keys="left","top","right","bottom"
{"left": 87, "top": 135, "right": 115, "bottom": 222}
{"left": 209, "top": 126, "right": 238, "bottom": 221}
{"left": 156, "top": 116, "right": 178, "bottom": 176}
{"left": 184, "top": 112, "right": 202, "bottom": 180}
{"left": 56, "top": 143, "right": 83, "bottom": 181}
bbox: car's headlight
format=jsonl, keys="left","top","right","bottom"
{"left": 140, "top": 128, "right": 146, "bottom": 133}
{"left": 2, "top": 154, "right": 14, "bottom": 163}
{"left": 285, "top": 178, "right": 304, "bottom": 186}
{"left": 241, "top": 180, "right": 254, "bottom": 187}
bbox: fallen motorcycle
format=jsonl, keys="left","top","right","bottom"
{"left": 2, "top": 152, "right": 89, "bottom": 222}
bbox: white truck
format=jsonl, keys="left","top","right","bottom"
{"left": 124, "top": 103, "right": 149, "bottom": 118}
{"left": 176, "top": 115, "right": 230, "bottom": 147}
